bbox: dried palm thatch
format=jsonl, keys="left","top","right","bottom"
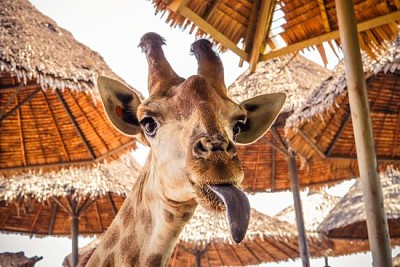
{"left": 275, "top": 189, "right": 371, "bottom": 257}
{"left": 285, "top": 41, "right": 400, "bottom": 182}
{"left": 0, "top": 152, "right": 140, "bottom": 237}
{"left": 228, "top": 53, "right": 332, "bottom": 112}
{"left": 0, "top": 251, "right": 42, "bottom": 267}
{"left": 0, "top": 0, "right": 141, "bottom": 175}
{"left": 65, "top": 206, "right": 329, "bottom": 266}
{"left": 318, "top": 167, "right": 400, "bottom": 242}
{"left": 148, "top": 0, "right": 399, "bottom": 71}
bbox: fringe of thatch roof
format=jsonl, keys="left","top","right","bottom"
{"left": 318, "top": 166, "right": 400, "bottom": 238}
{"left": 0, "top": 152, "right": 141, "bottom": 202}
{"left": 0, "top": 0, "right": 124, "bottom": 94}
{"left": 178, "top": 206, "right": 321, "bottom": 248}
{"left": 228, "top": 54, "right": 332, "bottom": 112}
{"left": 286, "top": 40, "right": 400, "bottom": 129}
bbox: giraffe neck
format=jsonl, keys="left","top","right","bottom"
{"left": 86, "top": 153, "right": 197, "bottom": 267}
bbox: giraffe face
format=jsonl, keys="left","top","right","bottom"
{"left": 136, "top": 75, "right": 247, "bottom": 205}
{"left": 97, "top": 32, "right": 285, "bottom": 242}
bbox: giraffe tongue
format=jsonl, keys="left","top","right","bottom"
{"left": 207, "top": 185, "right": 250, "bottom": 243}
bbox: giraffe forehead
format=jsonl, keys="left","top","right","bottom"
{"left": 141, "top": 75, "right": 238, "bottom": 121}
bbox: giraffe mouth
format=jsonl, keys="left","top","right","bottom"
{"left": 202, "top": 184, "right": 250, "bottom": 243}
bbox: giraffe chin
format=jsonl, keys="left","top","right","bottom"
{"left": 206, "top": 185, "right": 250, "bottom": 243}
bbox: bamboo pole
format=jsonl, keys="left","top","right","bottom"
{"left": 335, "top": 0, "right": 392, "bottom": 266}
{"left": 288, "top": 153, "right": 310, "bottom": 267}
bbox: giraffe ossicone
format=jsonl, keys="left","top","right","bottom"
{"left": 87, "top": 32, "right": 285, "bottom": 266}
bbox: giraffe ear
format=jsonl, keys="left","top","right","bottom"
{"left": 97, "top": 76, "right": 142, "bottom": 137}
{"left": 236, "top": 93, "right": 286, "bottom": 145}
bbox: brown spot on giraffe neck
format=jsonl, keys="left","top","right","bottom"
{"left": 145, "top": 254, "right": 163, "bottom": 267}
{"left": 102, "top": 226, "right": 120, "bottom": 249}
{"left": 120, "top": 234, "right": 140, "bottom": 265}
{"left": 101, "top": 252, "right": 115, "bottom": 267}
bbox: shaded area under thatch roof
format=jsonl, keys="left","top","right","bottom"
{"left": 148, "top": 0, "right": 399, "bottom": 71}
{"left": 230, "top": 54, "right": 335, "bottom": 192}
{"left": 318, "top": 167, "right": 400, "bottom": 241}
{"left": 0, "top": 152, "right": 140, "bottom": 237}
{"left": 285, "top": 41, "right": 400, "bottom": 181}
{"left": 0, "top": 251, "right": 42, "bottom": 267}
{"left": 0, "top": 0, "right": 142, "bottom": 175}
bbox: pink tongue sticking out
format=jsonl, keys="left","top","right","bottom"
{"left": 207, "top": 185, "right": 250, "bottom": 243}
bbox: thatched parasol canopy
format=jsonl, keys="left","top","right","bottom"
{"left": 0, "top": 152, "right": 140, "bottom": 236}
{"left": 276, "top": 189, "right": 371, "bottom": 257}
{"left": 68, "top": 205, "right": 329, "bottom": 266}
{"left": 227, "top": 54, "right": 335, "bottom": 191}
{"left": 167, "top": 206, "right": 329, "bottom": 266}
{"left": 0, "top": 251, "right": 42, "bottom": 267}
{"left": 285, "top": 42, "right": 400, "bottom": 181}
{"left": 318, "top": 167, "right": 400, "bottom": 241}
{"left": 148, "top": 0, "right": 399, "bottom": 71}
{"left": 0, "top": 0, "right": 141, "bottom": 175}
{"left": 228, "top": 54, "right": 332, "bottom": 112}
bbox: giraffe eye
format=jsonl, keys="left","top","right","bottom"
{"left": 140, "top": 117, "right": 158, "bottom": 137}
{"left": 233, "top": 121, "right": 245, "bottom": 140}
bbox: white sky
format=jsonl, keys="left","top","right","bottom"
{"left": 1, "top": 0, "right": 398, "bottom": 266}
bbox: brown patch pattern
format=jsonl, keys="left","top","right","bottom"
{"left": 145, "top": 254, "right": 163, "bottom": 267}
{"left": 120, "top": 204, "right": 134, "bottom": 228}
{"left": 120, "top": 234, "right": 140, "bottom": 265}
{"left": 102, "top": 227, "right": 120, "bottom": 249}
{"left": 164, "top": 210, "right": 174, "bottom": 223}
{"left": 101, "top": 253, "right": 115, "bottom": 267}
{"left": 141, "top": 208, "right": 153, "bottom": 233}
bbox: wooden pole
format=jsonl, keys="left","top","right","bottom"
{"left": 71, "top": 214, "right": 79, "bottom": 267}
{"left": 335, "top": 0, "right": 392, "bottom": 266}
{"left": 287, "top": 153, "right": 310, "bottom": 267}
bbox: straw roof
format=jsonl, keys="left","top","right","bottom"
{"left": 318, "top": 167, "right": 400, "bottom": 240}
{"left": 275, "top": 189, "right": 371, "bottom": 257}
{"left": 149, "top": 0, "right": 399, "bottom": 71}
{"left": 236, "top": 118, "right": 346, "bottom": 192}
{"left": 0, "top": 153, "right": 140, "bottom": 237}
{"left": 228, "top": 53, "right": 332, "bottom": 112}
{"left": 167, "top": 206, "right": 329, "bottom": 266}
{"left": 0, "top": 251, "right": 42, "bottom": 267}
{"left": 66, "top": 206, "right": 329, "bottom": 266}
{"left": 285, "top": 42, "right": 400, "bottom": 180}
{"left": 276, "top": 190, "right": 341, "bottom": 232}
{"left": 0, "top": 0, "right": 140, "bottom": 175}
{"left": 0, "top": 0, "right": 122, "bottom": 92}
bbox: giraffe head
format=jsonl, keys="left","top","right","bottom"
{"left": 97, "top": 32, "right": 285, "bottom": 243}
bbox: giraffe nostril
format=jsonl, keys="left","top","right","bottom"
{"left": 193, "top": 136, "right": 236, "bottom": 159}
{"left": 193, "top": 138, "right": 211, "bottom": 159}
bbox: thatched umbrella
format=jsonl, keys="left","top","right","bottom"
{"left": 167, "top": 206, "right": 330, "bottom": 266}
{"left": 0, "top": 0, "right": 141, "bottom": 176}
{"left": 147, "top": 0, "right": 398, "bottom": 72}
{"left": 0, "top": 251, "right": 42, "bottom": 267}
{"left": 276, "top": 189, "right": 371, "bottom": 261}
{"left": 148, "top": 1, "right": 399, "bottom": 264}
{"left": 0, "top": 153, "right": 141, "bottom": 266}
{"left": 228, "top": 53, "right": 333, "bottom": 192}
{"left": 318, "top": 167, "right": 400, "bottom": 242}
{"left": 285, "top": 43, "right": 400, "bottom": 190}
{"left": 66, "top": 206, "right": 329, "bottom": 267}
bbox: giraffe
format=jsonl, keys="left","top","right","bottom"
{"left": 85, "top": 32, "right": 285, "bottom": 267}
